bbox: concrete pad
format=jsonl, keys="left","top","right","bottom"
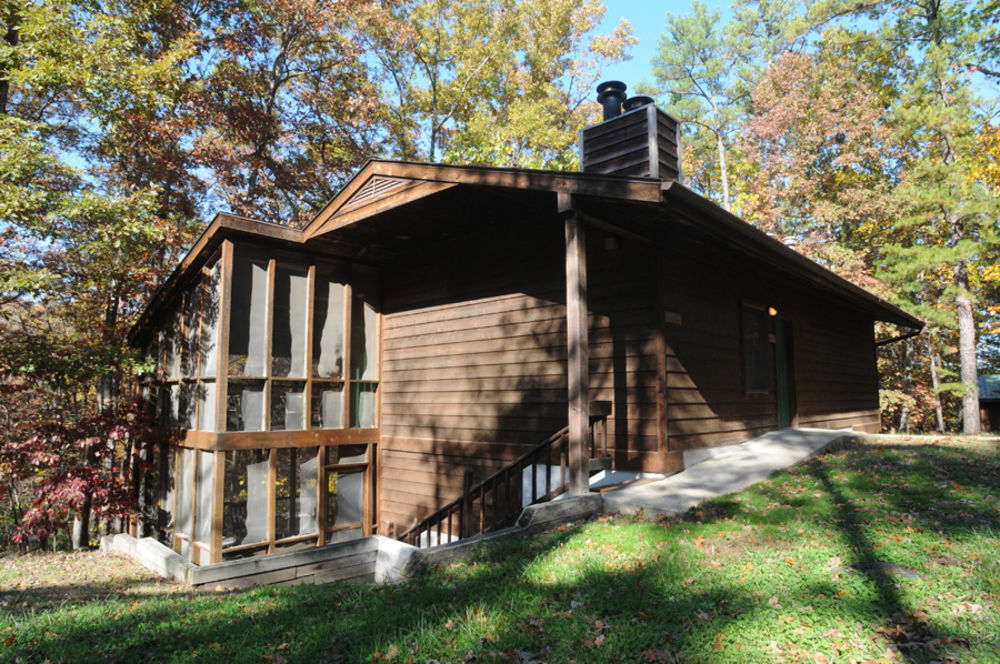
{"left": 373, "top": 535, "right": 418, "bottom": 583}
{"left": 602, "top": 428, "right": 858, "bottom": 518}
{"left": 101, "top": 533, "right": 195, "bottom": 584}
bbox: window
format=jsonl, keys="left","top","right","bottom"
{"left": 350, "top": 266, "right": 380, "bottom": 428}
{"left": 154, "top": 259, "right": 221, "bottom": 431}
{"left": 274, "top": 447, "right": 319, "bottom": 540}
{"left": 219, "top": 443, "right": 371, "bottom": 561}
{"left": 742, "top": 304, "right": 768, "bottom": 393}
{"left": 222, "top": 449, "right": 270, "bottom": 551}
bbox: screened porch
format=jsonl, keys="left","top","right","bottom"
{"left": 142, "top": 238, "right": 381, "bottom": 565}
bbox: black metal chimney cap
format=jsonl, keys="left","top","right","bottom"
{"left": 623, "top": 95, "right": 654, "bottom": 112}
{"left": 596, "top": 80, "right": 627, "bottom": 121}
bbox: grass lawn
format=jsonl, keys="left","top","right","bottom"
{"left": 2, "top": 434, "right": 999, "bottom": 663}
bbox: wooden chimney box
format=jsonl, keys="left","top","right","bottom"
{"left": 580, "top": 103, "right": 682, "bottom": 181}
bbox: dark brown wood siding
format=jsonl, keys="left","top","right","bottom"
{"left": 379, "top": 220, "right": 566, "bottom": 532}
{"left": 377, "top": 220, "right": 668, "bottom": 532}
{"left": 658, "top": 235, "right": 880, "bottom": 450}
{"left": 376, "top": 208, "right": 881, "bottom": 532}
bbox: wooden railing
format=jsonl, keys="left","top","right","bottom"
{"left": 398, "top": 402, "right": 611, "bottom": 548}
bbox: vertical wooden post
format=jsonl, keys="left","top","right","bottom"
{"left": 216, "top": 240, "right": 233, "bottom": 432}
{"left": 304, "top": 264, "right": 316, "bottom": 431}
{"left": 342, "top": 280, "right": 354, "bottom": 429}
{"left": 562, "top": 194, "right": 590, "bottom": 496}
{"left": 211, "top": 450, "right": 224, "bottom": 563}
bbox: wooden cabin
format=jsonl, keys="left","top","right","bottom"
{"left": 129, "top": 88, "right": 922, "bottom": 565}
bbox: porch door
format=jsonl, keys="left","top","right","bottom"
{"left": 775, "top": 317, "right": 794, "bottom": 428}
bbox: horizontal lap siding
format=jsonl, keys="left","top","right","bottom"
{"left": 659, "top": 240, "right": 881, "bottom": 448}
{"left": 378, "top": 224, "right": 666, "bottom": 532}
{"left": 660, "top": 254, "right": 778, "bottom": 451}
{"left": 793, "top": 303, "right": 880, "bottom": 432}
{"left": 379, "top": 223, "right": 568, "bottom": 532}
{"left": 587, "top": 235, "right": 664, "bottom": 466}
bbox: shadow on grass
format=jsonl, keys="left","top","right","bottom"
{"left": 6, "top": 439, "right": 998, "bottom": 663}
{"left": 4, "top": 523, "right": 759, "bottom": 663}
{"left": 808, "top": 460, "right": 943, "bottom": 664}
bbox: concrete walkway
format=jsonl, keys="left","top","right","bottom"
{"left": 601, "top": 428, "right": 859, "bottom": 517}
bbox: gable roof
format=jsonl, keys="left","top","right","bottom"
{"left": 129, "top": 159, "right": 922, "bottom": 346}
{"left": 302, "top": 159, "right": 664, "bottom": 239}
{"left": 980, "top": 375, "right": 1000, "bottom": 401}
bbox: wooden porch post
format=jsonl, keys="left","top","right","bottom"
{"left": 561, "top": 193, "right": 590, "bottom": 496}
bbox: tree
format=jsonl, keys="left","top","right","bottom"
{"left": 647, "top": 2, "right": 738, "bottom": 208}
{"left": 372, "top": 0, "right": 635, "bottom": 169}
{"left": 739, "top": 35, "right": 902, "bottom": 243}
{"left": 0, "top": 0, "right": 198, "bottom": 547}
{"left": 647, "top": 0, "right": 801, "bottom": 210}
{"left": 194, "top": 0, "right": 391, "bottom": 226}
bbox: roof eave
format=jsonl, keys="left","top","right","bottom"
{"left": 127, "top": 213, "right": 303, "bottom": 347}
{"left": 661, "top": 181, "right": 924, "bottom": 331}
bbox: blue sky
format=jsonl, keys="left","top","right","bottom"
{"left": 596, "top": 0, "right": 732, "bottom": 91}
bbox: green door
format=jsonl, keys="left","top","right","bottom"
{"left": 775, "top": 318, "right": 794, "bottom": 428}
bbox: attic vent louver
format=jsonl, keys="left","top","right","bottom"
{"left": 580, "top": 82, "right": 682, "bottom": 182}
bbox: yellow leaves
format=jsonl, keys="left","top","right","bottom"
{"left": 972, "top": 123, "right": 1000, "bottom": 194}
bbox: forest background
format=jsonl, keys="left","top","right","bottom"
{"left": 0, "top": 0, "right": 997, "bottom": 550}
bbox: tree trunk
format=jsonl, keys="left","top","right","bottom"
{"left": 0, "top": 7, "right": 20, "bottom": 116}
{"left": 950, "top": 216, "right": 981, "bottom": 433}
{"left": 899, "top": 338, "right": 914, "bottom": 433}
{"left": 716, "top": 131, "right": 730, "bottom": 210}
{"left": 955, "top": 283, "right": 981, "bottom": 433}
{"left": 72, "top": 493, "right": 92, "bottom": 549}
{"left": 926, "top": 332, "right": 945, "bottom": 433}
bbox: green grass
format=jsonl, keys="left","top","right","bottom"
{"left": 2, "top": 435, "right": 999, "bottom": 663}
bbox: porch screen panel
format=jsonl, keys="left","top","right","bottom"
{"left": 229, "top": 253, "right": 268, "bottom": 377}
{"left": 222, "top": 449, "right": 269, "bottom": 547}
{"left": 326, "top": 470, "right": 363, "bottom": 544}
{"left": 275, "top": 447, "right": 319, "bottom": 540}
{"left": 197, "top": 381, "right": 216, "bottom": 431}
{"left": 165, "top": 310, "right": 182, "bottom": 380}
{"left": 311, "top": 386, "right": 343, "bottom": 429}
{"left": 312, "top": 271, "right": 345, "bottom": 379}
{"left": 175, "top": 448, "right": 194, "bottom": 537}
{"left": 179, "top": 382, "right": 196, "bottom": 430}
{"left": 158, "top": 443, "right": 175, "bottom": 536}
{"left": 272, "top": 266, "right": 309, "bottom": 378}
{"left": 181, "top": 289, "right": 200, "bottom": 378}
{"left": 200, "top": 261, "right": 221, "bottom": 378}
{"left": 270, "top": 382, "right": 305, "bottom": 430}
{"left": 227, "top": 380, "right": 264, "bottom": 431}
{"left": 194, "top": 450, "right": 213, "bottom": 544}
{"left": 353, "top": 385, "right": 377, "bottom": 428}
{"left": 350, "top": 266, "right": 379, "bottom": 428}
{"left": 350, "top": 266, "right": 379, "bottom": 381}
